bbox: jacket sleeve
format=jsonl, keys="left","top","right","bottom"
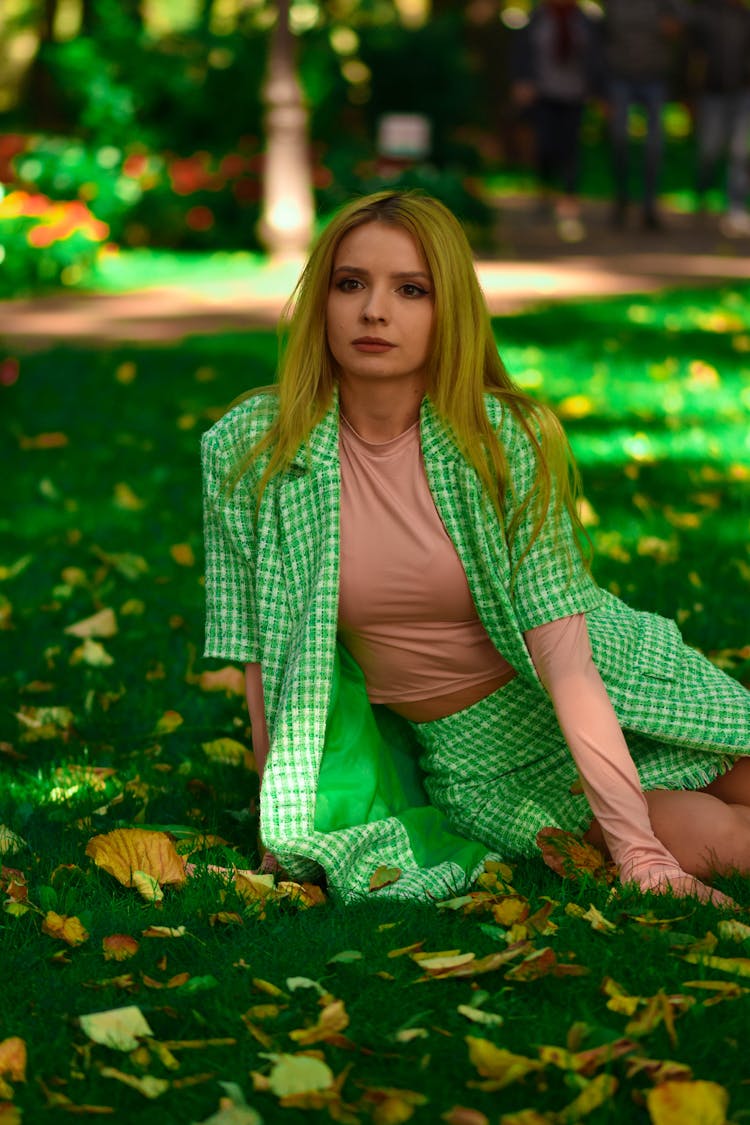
{"left": 201, "top": 427, "right": 259, "bottom": 664}
{"left": 502, "top": 411, "right": 601, "bottom": 631}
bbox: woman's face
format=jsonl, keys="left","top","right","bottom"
{"left": 325, "top": 221, "right": 434, "bottom": 395}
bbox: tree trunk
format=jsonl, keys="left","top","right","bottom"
{"left": 257, "top": 0, "right": 315, "bottom": 259}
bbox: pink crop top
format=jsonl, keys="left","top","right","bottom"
{"left": 338, "top": 416, "right": 513, "bottom": 703}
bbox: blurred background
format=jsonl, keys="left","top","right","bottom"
{"left": 2, "top": 0, "right": 750, "bottom": 306}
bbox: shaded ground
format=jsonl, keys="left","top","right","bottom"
{"left": 2, "top": 194, "right": 750, "bottom": 347}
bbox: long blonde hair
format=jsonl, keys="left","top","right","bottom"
{"left": 234, "top": 190, "right": 587, "bottom": 573}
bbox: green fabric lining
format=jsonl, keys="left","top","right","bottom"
{"left": 314, "top": 644, "right": 489, "bottom": 875}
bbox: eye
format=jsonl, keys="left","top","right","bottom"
{"left": 399, "top": 282, "right": 429, "bottom": 298}
{"left": 335, "top": 277, "right": 364, "bottom": 292}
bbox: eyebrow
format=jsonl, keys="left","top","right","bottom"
{"left": 332, "top": 265, "right": 431, "bottom": 281}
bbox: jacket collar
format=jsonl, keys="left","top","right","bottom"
{"left": 287, "top": 390, "right": 463, "bottom": 474}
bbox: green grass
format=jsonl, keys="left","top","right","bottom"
{"left": 1, "top": 283, "right": 749, "bottom": 1123}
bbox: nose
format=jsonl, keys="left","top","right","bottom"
{"left": 361, "top": 286, "right": 388, "bottom": 323}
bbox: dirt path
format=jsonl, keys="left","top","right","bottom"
{"left": 2, "top": 197, "right": 748, "bottom": 348}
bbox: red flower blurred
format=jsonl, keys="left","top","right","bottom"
{"left": 123, "top": 153, "right": 148, "bottom": 178}
{"left": 219, "top": 153, "right": 247, "bottom": 178}
{"left": 0, "top": 358, "right": 19, "bottom": 387}
{"left": 185, "top": 205, "right": 214, "bottom": 231}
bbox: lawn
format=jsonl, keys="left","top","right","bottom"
{"left": 1, "top": 283, "right": 749, "bottom": 1124}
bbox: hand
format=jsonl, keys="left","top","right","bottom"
{"left": 624, "top": 865, "right": 737, "bottom": 909}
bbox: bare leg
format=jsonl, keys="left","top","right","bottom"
{"left": 587, "top": 786, "right": 750, "bottom": 882}
{"left": 703, "top": 757, "right": 750, "bottom": 806}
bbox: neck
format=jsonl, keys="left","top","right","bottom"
{"left": 338, "top": 378, "right": 425, "bottom": 443}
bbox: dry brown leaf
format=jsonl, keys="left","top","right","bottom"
{"left": 42, "top": 911, "right": 90, "bottom": 946}
{"left": 102, "top": 934, "right": 139, "bottom": 961}
{"left": 64, "top": 608, "right": 118, "bottom": 639}
{"left": 369, "top": 866, "right": 402, "bottom": 892}
{"left": 536, "top": 828, "right": 612, "bottom": 882}
{"left": 646, "top": 1079, "right": 729, "bottom": 1125}
{"left": 86, "top": 829, "right": 186, "bottom": 891}
{"left": 99, "top": 1067, "right": 169, "bottom": 1099}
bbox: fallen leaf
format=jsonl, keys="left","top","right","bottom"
{"left": 70, "top": 637, "right": 114, "bottom": 668}
{"left": 42, "top": 912, "right": 90, "bottom": 946}
{"left": 197, "top": 667, "right": 245, "bottom": 696}
{"left": 289, "top": 999, "right": 349, "bottom": 1046}
{"left": 264, "top": 1053, "right": 335, "bottom": 1096}
{"left": 0, "top": 828, "right": 27, "bottom": 860}
{"left": 99, "top": 1067, "right": 169, "bottom": 1099}
{"left": 680, "top": 953, "right": 750, "bottom": 978}
{"left": 64, "top": 608, "right": 118, "bottom": 639}
{"left": 646, "top": 1079, "right": 729, "bottom": 1125}
{"left": 19, "top": 431, "right": 68, "bottom": 449}
{"left": 565, "top": 902, "right": 618, "bottom": 934}
{"left": 556, "top": 1074, "right": 618, "bottom": 1123}
{"left": 154, "top": 711, "right": 184, "bottom": 735}
{"left": 113, "top": 482, "right": 145, "bottom": 510}
{"left": 86, "top": 828, "right": 186, "bottom": 891}
{"left": 625, "top": 1057, "right": 693, "bottom": 1083}
{"left": 141, "top": 925, "right": 186, "bottom": 939}
{"left": 442, "top": 1109, "right": 489, "bottom": 1125}
{"left": 201, "top": 738, "right": 254, "bottom": 768}
{"left": 131, "top": 871, "right": 164, "bottom": 903}
{"left": 0, "top": 1105, "right": 22, "bottom": 1124}
{"left": 0, "top": 1039, "right": 26, "bottom": 1083}
{"left": 80, "top": 1006, "right": 154, "bottom": 1051}
{"left": 717, "top": 919, "right": 750, "bottom": 944}
{"left": 369, "top": 866, "right": 402, "bottom": 892}
{"left": 457, "top": 1006, "right": 504, "bottom": 1028}
{"left": 466, "top": 1037, "right": 543, "bottom": 1091}
{"left": 193, "top": 1091, "right": 263, "bottom": 1124}
{"left": 170, "top": 543, "right": 195, "bottom": 567}
{"left": 683, "top": 980, "right": 749, "bottom": 1005}
{"left": 499, "top": 1113, "right": 553, "bottom": 1125}
{"left": 536, "top": 828, "right": 612, "bottom": 882}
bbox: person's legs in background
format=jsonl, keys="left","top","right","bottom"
{"left": 696, "top": 93, "right": 728, "bottom": 213}
{"left": 640, "top": 79, "right": 667, "bottom": 229}
{"left": 722, "top": 90, "right": 750, "bottom": 236}
{"left": 609, "top": 77, "right": 631, "bottom": 227}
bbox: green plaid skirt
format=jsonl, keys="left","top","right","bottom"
{"left": 407, "top": 641, "right": 749, "bottom": 860}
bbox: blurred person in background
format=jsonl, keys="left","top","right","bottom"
{"left": 602, "top": 0, "right": 686, "bottom": 230}
{"left": 511, "top": 0, "right": 601, "bottom": 242}
{"left": 688, "top": 0, "right": 750, "bottom": 238}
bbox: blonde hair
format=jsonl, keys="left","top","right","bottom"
{"left": 233, "top": 190, "right": 587, "bottom": 575}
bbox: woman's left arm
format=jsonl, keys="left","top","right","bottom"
{"left": 524, "top": 614, "right": 717, "bottom": 899}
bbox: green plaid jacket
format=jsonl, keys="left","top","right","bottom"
{"left": 202, "top": 392, "right": 748, "bottom": 901}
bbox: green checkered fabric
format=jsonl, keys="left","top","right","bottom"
{"left": 202, "top": 391, "right": 750, "bottom": 902}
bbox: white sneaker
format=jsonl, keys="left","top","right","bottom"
{"left": 720, "top": 210, "right": 750, "bottom": 238}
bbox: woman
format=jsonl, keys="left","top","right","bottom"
{"left": 202, "top": 191, "right": 750, "bottom": 905}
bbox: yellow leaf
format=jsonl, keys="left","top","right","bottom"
{"left": 369, "top": 865, "right": 402, "bottom": 892}
{"left": 466, "top": 1037, "right": 542, "bottom": 1090}
{"left": 102, "top": 934, "right": 140, "bottom": 961}
{"left": 79, "top": 1006, "right": 153, "bottom": 1051}
{"left": 64, "top": 607, "right": 118, "bottom": 638}
{"left": 681, "top": 953, "right": 750, "bottom": 978}
{"left": 197, "top": 666, "right": 245, "bottom": 696}
{"left": 266, "top": 1053, "right": 335, "bottom": 1097}
{"left": 717, "top": 919, "right": 750, "bottom": 944}
{"left": 289, "top": 999, "right": 349, "bottom": 1046}
{"left": 500, "top": 1113, "right": 553, "bottom": 1125}
{"left": 42, "top": 911, "right": 90, "bottom": 946}
{"left": 566, "top": 902, "right": 618, "bottom": 934}
{"left": 69, "top": 636, "right": 114, "bottom": 667}
{"left": 417, "top": 953, "right": 475, "bottom": 973}
{"left": 557, "top": 1074, "right": 618, "bottom": 1123}
{"left": 646, "top": 1080, "right": 729, "bottom": 1125}
{"left": 141, "top": 925, "right": 186, "bottom": 938}
{"left": 99, "top": 1066, "right": 169, "bottom": 1099}
{"left": 492, "top": 897, "right": 528, "bottom": 927}
{"left": 115, "top": 361, "right": 137, "bottom": 384}
{"left": 457, "top": 1005, "right": 503, "bottom": 1028}
{"left": 232, "top": 871, "right": 276, "bottom": 903}
{"left": 170, "top": 543, "right": 195, "bottom": 567}
{"left": 154, "top": 710, "right": 184, "bottom": 735}
{"left": 132, "top": 871, "right": 164, "bottom": 902}
{"left": 113, "top": 481, "right": 146, "bottom": 510}
{"left": 201, "top": 737, "right": 255, "bottom": 768}
{"left": 0, "top": 1038, "right": 26, "bottom": 1082}
{"left": 86, "top": 828, "right": 186, "bottom": 890}
{"left": 0, "top": 1103, "right": 22, "bottom": 1124}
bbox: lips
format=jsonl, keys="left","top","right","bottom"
{"left": 352, "top": 336, "right": 395, "bottom": 352}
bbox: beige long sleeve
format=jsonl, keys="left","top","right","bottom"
{"left": 524, "top": 614, "right": 693, "bottom": 890}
